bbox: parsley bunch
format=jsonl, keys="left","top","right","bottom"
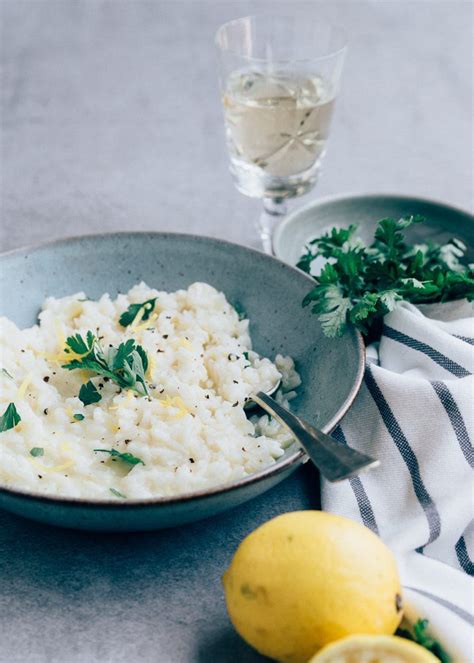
{"left": 62, "top": 332, "right": 149, "bottom": 403}
{"left": 299, "top": 215, "right": 474, "bottom": 338}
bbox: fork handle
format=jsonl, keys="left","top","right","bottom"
{"left": 253, "top": 391, "right": 379, "bottom": 482}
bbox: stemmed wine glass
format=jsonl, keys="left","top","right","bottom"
{"left": 215, "top": 15, "right": 347, "bottom": 253}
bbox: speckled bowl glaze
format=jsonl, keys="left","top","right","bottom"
{"left": 273, "top": 193, "right": 474, "bottom": 264}
{"left": 0, "top": 233, "right": 364, "bottom": 531}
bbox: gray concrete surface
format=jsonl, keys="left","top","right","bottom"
{"left": 0, "top": 1, "right": 472, "bottom": 661}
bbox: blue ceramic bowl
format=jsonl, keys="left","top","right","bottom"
{"left": 0, "top": 233, "right": 364, "bottom": 531}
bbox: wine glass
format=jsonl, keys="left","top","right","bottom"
{"left": 215, "top": 15, "right": 347, "bottom": 253}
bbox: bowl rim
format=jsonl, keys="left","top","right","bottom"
{"left": 273, "top": 190, "right": 474, "bottom": 259}
{"left": 0, "top": 231, "right": 365, "bottom": 508}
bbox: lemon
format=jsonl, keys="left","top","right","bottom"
{"left": 222, "top": 511, "right": 403, "bottom": 663}
{"left": 309, "top": 634, "right": 440, "bottom": 662}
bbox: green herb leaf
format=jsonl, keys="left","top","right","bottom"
{"left": 233, "top": 301, "right": 247, "bottom": 321}
{"left": 1, "top": 368, "right": 13, "bottom": 380}
{"left": 62, "top": 333, "right": 149, "bottom": 397}
{"left": 398, "top": 619, "right": 451, "bottom": 663}
{"left": 119, "top": 298, "right": 157, "bottom": 327}
{"left": 109, "top": 487, "right": 127, "bottom": 498}
{"left": 79, "top": 381, "right": 102, "bottom": 406}
{"left": 0, "top": 403, "right": 21, "bottom": 432}
{"left": 299, "top": 216, "right": 474, "bottom": 337}
{"left": 64, "top": 330, "right": 95, "bottom": 356}
{"left": 30, "top": 447, "right": 44, "bottom": 457}
{"left": 94, "top": 448, "right": 145, "bottom": 466}
{"left": 73, "top": 413, "right": 85, "bottom": 421}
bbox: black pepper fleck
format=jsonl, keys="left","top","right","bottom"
{"left": 189, "top": 458, "right": 195, "bottom": 463}
{"left": 43, "top": 408, "right": 48, "bottom": 415}
{"left": 43, "top": 376, "right": 50, "bottom": 383}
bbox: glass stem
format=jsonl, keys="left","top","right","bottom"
{"left": 257, "top": 198, "right": 288, "bottom": 254}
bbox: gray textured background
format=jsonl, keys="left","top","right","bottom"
{"left": 0, "top": 1, "right": 472, "bottom": 662}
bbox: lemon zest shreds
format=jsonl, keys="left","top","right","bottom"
{"left": 31, "top": 458, "right": 75, "bottom": 473}
{"left": 158, "top": 395, "right": 189, "bottom": 420}
{"left": 17, "top": 372, "right": 34, "bottom": 399}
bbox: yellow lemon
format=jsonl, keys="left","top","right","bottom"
{"left": 309, "top": 634, "right": 440, "bottom": 662}
{"left": 222, "top": 511, "right": 403, "bottom": 663}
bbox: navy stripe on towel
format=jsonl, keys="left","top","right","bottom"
{"left": 332, "top": 426, "right": 379, "bottom": 535}
{"left": 383, "top": 325, "right": 471, "bottom": 378}
{"left": 453, "top": 334, "right": 474, "bottom": 346}
{"left": 365, "top": 367, "right": 441, "bottom": 547}
{"left": 432, "top": 381, "right": 474, "bottom": 467}
{"left": 455, "top": 536, "right": 474, "bottom": 576}
{"left": 405, "top": 586, "right": 474, "bottom": 625}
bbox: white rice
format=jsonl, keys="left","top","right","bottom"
{"left": 0, "top": 282, "right": 301, "bottom": 500}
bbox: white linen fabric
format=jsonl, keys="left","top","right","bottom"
{"left": 323, "top": 300, "right": 474, "bottom": 649}
{"left": 323, "top": 300, "right": 474, "bottom": 578}
{"left": 322, "top": 300, "right": 474, "bottom": 575}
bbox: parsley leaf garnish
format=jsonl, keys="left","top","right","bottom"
{"left": 233, "top": 301, "right": 247, "bottom": 321}
{"left": 62, "top": 333, "right": 149, "bottom": 397}
{"left": 79, "top": 381, "right": 102, "bottom": 405}
{"left": 109, "top": 487, "right": 127, "bottom": 498}
{"left": 299, "top": 216, "right": 474, "bottom": 337}
{"left": 94, "top": 448, "right": 145, "bottom": 465}
{"left": 73, "top": 413, "right": 85, "bottom": 421}
{"left": 30, "top": 447, "right": 44, "bottom": 457}
{"left": 119, "top": 298, "right": 157, "bottom": 327}
{"left": 0, "top": 403, "right": 21, "bottom": 432}
{"left": 398, "top": 619, "right": 450, "bottom": 662}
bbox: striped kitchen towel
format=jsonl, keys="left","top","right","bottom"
{"left": 322, "top": 298, "right": 474, "bottom": 575}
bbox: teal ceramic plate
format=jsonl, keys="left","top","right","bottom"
{"left": 273, "top": 193, "right": 474, "bottom": 264}
{"left": 0, "top": 233, "right": 364, "bottom": 531}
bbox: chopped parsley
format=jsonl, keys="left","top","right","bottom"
{"left": 1, "top": 368, "right": 13, "bottom": 380}
{"left": 79, "top": 381, "right": 102, "bottom": 406}
{"left": 94, "top": 448, "right": 145, "bottom": 466}
{"left": 299, "top": 216, "right": 474, "bottom": 338}
{"left": 109, "top": 487, "right": 127, "bottom": 498}
{"left": 0, "top": 403, "right": 21, "bottom": 432}
{"left": 73, "top": 413, "right": 85, "bottom": 421}
{"left": 62, "top": 332, "right": 149, "bottom": 397}
{"left": 30, "top": 447, "right": 44, "bottom": 457}
{"left": 233, "top": 301, "right": 247, "bottom": 321}
{"left": 119, "top": 297, "right": 157, "bottom": 327}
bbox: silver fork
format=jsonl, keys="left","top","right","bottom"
{"left": 251, "top": 390, "right": 379, "bottom": 482}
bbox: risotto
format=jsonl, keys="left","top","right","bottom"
{"left": 0, "top": 282, "right": 300, "bottom": 500}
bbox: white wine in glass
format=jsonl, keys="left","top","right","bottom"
{"left": 216, "top": 16, "right": 347, "bottom": 253}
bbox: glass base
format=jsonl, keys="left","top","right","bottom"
{"left": 230, "top": 157, "right": 322, "bottom": 199}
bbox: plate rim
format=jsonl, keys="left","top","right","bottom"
{"left": 0, "top": 231, "right": 365, "bottom": 509}
{"left": 273, "top": 191, "right": 474, "bottom": 260}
